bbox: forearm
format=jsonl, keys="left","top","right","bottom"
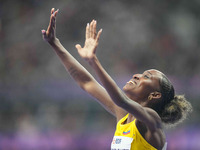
{"left": 89, "top": 56, "right": 127, "bottom": 105}
{"left": 49, "top": 39, "right": 94, "bottom": 89}
{"left": 89, "top": 57, "right": 155, "bottom": 123}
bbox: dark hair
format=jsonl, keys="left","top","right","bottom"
{"left": 158, "top": 74, "right": 192, "bottom": 127}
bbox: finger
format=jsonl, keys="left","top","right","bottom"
{"left": 41, "top": 30, "right": 47, "bottom": 39}
{"left": 41, "top": 29, "right": 46, "bottom": 35}
{"left": 75, "top": 44, "right": 82, "bottom": 51}
{"left": 52, "top": 12, "right": 57, "bottom": 28}
{"left": 85, "top": 23, "right": 90, "bottom": 39}
{"left": 90, "top": 20, "right": 94, "bottom": 38}
{"left": 51, "top": 8, "right": 55, "bottom": 14}
{"left": 47, "top": 15, "right": 54, "bottom": 33}
{"left": 54, "top": 9, "right": 59, "bottom": 17}
{"left": 47, "top": 12, "right": 53, "bottom": 30}
{"left": 51, "top": 14, "right": 56, "bottom": 27}
{"left": 93, "top": 20, "right": 97, "bottom": 39}
{"left": 49, "top": 11, "right": 57, "bottom": 33}
{"left": 96, "top": 29, "right": 102, "bottom": 42}
{"left": 48, "top": 9, "right": 58, "bottom": 31}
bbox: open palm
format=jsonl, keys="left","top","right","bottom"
{"left": 76, "top": 20, "right": 102, "bottom": 61}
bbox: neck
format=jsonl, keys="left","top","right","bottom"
{"left": 125, "top": 94, "right": 147, "bottom": 105}
{"left": 145, "top": 100, "right": 163, "bottom": 115}
{"left": 139, "top": 100, "right": 149, "bottom": 107}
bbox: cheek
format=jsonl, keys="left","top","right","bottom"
{"left": 135, "top": 83, "right": 153, "bottom": 97}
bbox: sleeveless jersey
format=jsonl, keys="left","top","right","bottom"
{"left": 111, "top": 114, "right": 167, "bottom": 150}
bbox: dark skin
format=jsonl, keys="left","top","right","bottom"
{"left": 42, "top": 8, "right": 166, "bottom": 150}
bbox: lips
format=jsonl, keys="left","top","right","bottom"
{"left": 127, "top": 80, "right": 136, "bottom": 85}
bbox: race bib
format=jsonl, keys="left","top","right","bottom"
{"left": 111, "top": 136, "right": 133, "bottom": 150}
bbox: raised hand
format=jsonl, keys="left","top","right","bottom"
{"left": 76, "top": 20, "right": 102, "bottom": 61}
{"left": 41, "top": 8, "right": 59, "bottom": 44}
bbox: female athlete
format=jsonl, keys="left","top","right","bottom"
{"left": 42, "top": 8, "right": 192, "bottom": 150}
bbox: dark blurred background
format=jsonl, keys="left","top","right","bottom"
{"left": 0, "top": 0, "right": 200, "bottom": 149}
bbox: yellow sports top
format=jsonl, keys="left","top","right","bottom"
{"left": 111, "top": 114, "right": 167, "bottom": 150}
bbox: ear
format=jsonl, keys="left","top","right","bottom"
{"left": 149, "top": 91, "right": 161, "bottom": 100}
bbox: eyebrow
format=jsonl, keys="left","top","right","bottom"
{"left": 147, "top": 71, "right": 152, "bottom": 75}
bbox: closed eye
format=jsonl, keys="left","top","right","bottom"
{"left": 143, "top": 71, "right": 152, "bottom": 79}
{"left": 144, "top": 75, "right": 150, "bottom": 79}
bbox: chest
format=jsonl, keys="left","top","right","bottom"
{"left": 111, "top": 122, "right": 136, "bottom": 150}
{"left": 111, "top": 121, "right": 158, "bottom": 150}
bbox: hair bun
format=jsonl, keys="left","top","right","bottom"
{"left": 161, "top": 95, "right": 192, "bottom": 127}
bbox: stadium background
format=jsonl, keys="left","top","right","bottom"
{"left": 0, "top": 0, "right": 200, "bottom": 149}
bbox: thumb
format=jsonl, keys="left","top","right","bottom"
{"left": 41, "top": 29, "right": 47, "bottom": 39}
{"left": 41, "top": 29, "right": 46, "bottom": 35}
{"left": 75, "top": 44, "right": 82, "bottom": 51}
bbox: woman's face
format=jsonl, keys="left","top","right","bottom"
{"left": 123, "top": 69, "right": 162, "bottom": 103}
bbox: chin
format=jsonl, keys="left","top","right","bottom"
{"left": 122, "top": 88, "right": 139, "bottom": 103}
{"left": 122, "top": 85, "right": 126, "bottom": 91}
{"left": 123, "top": 84, "right": 133, "bottom": 93}
{"left": 122, "top": 85, "right": 128, "bottom": 92}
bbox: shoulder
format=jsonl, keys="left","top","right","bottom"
{"left": 141, "top": 107, "right": 163, "bottom": 131}
{"left": 135, "top": 109, "right": 166, "bottom": 149}
{"left": 146, "top": 107, "right": 161, "bottom": 122}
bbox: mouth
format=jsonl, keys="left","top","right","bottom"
{"left": 127, "top": 80, "right": 136, "bottom": 85}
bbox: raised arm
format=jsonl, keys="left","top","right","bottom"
{"left": 78, "top": 20, "right": 160, "bottom": 130}
{"left": 41, "top": 8, "right": 127, "bottom": 119}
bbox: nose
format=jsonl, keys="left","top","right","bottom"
{"left": 133, "top": 74, "right": 141, "bottom": 80}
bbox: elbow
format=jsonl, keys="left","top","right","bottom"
{"left": 114, "top": 97, "right": 128, "bottom": 108}
{"left": 73, "top": 75, "right": 94, "bottom": 91}
{"left": 57, "top": 51, "right": 68, "bottom": 57}
{"left": 80, "top": 80, "right": 95, "bottom": 92}
{"left": 109, "top": 88, "right": 129, "bottom": 107}
{"left": 79, "top": 82, "right": 91, "bottom": 91}
{"left": 114, "top": 100, "right": 122, "bottom": 107}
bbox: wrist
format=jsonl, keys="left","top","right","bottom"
{"left": 49, "top": 38, "right": 60, "bottom": 47}
{"left": 89, "top": 55, "right": 98, "bottom": 66}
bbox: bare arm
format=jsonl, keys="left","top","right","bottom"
{"left": 77, "top": 19, "right": 160, "bottom": 131}
{"left": 41, "top": 8, "right": 127, "bottom": 119}
{"left": 91, "top": 56, "right": 159, "bottom": 130}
